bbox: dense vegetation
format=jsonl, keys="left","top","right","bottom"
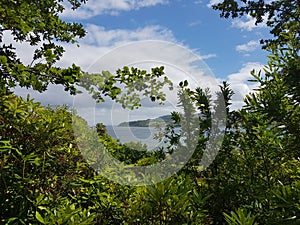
{"left": 0, "top": 0, "right": 299, "bottom": 224}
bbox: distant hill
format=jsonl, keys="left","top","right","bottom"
{"left": 118, "top": 115, "right": 172, "bottom": 127}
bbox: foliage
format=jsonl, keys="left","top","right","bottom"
{"left": 0, "top": 93, "right": 94, "bottom": 224}
{"left": 34, "top": 196, "right": 96, "bottom": 225}
{"left": 198, "top": 2, "right": 300, "bottom": 224}
{"left": 0, "top": 1, "right": 173, "bottom": 109}
{"left": 212, "top": 0, "right": 300, "bottom": 48}
{"left": 0, "top": 0, "right": 86, "bottom": 94}
{"left": 224, "top": 208, "right": 258, "bottom": 225}
{"left": 125, "top": 175, "right": 207, "bottom": 225}
{"left": 0, "top": 0, "right": 299, "bottom": 224}
{"left": 196, "top": 40, "right": 299, "bottom": 224}
{"left": 79, "top": 66, "right": 173, "bottom": 109}
{"left": 1, "top": 52, "right": 299, "bottom": 225}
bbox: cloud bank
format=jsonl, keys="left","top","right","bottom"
{"left": 7, "top": 20, "right": 264, "bottom": 125}
{"left": 232, "top": 15, "right": 267, "bottom": 31}
{"left": 61, "top": 0, "right": 169, "bottom": 19}
{"left": 236, "top": 40, "right": 259, "bottom": 52}
{"left": 227, "top": 62, "right": 264, "bottom": 109}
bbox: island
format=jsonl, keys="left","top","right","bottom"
{"left": 118, "top": 115, "right": 173, "bottom": 127}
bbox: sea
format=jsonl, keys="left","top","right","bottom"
{"left": 106, "top": 126, "right": 167, "bottom": 151}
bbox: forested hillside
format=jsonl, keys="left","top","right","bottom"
{"left": 118, "top": 115, "right": 172, "bottom": 127}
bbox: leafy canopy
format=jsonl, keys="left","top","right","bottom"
{"left": 212, "top": 0, "right": 300, "bottom": 48}
{"left": 0, "top": 0, "right": 86, "bottom": 94}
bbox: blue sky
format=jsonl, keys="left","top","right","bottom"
{"left": 60, "top": 0, "right": 270, "bottom": 76}
{"left": 11, "top": 0, "right": 273, "bottom": 125}
{"left": 109, "top": 2, "right": 264, "bottom": 72}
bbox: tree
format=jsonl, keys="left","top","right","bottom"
{"left": 79, "top": 66, "right": 173, "bottom": 109}
{"left": 0, "top": 0, "right": 87, "bottom": 94}
{"left": 0, "top": 1, "right": 173, "bottom": 108}
{"left": 0, "top": 1, "right": 174, "bottom": 223}
{"left": 197, "top": 3, "right": 300, "bottom": 222}
{"left": 212, "top": 0, "right": 300, "bottom": 109}
{"left": 212, "top": 0, "right": 300, "bottom": 48}
{"left": 0, "top": 93, "right": 96, "bottom": 223}
{"left": 193, "top": 31, "right": 299, "bottom": 225}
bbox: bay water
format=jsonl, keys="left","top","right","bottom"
{"left": 106, "top": 126, "right": 165, "bottom": 151}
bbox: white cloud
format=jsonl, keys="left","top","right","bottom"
{"left": 232, "top": 15, "right": 267, "bottom": 31}
{"left": 202, "top": 53, "right": 217, "bottom": 59}
{"left": 61, "top": 0, "right": 169, "bottom": 19}
{"left": 227, "top": 62, "right": 264, "bottom": 109}
{"left": 5, "top": 21, "right": 260, "bottom": 120}
{"left": 8, "top": 23, "right": 219, "bottom": 125}
{"left": 188, "top": 20, "right": 202, "bottom": 27}
{"left": 14, "top": 61, "right": 266, "bottom": 124}
{"left": 83, "top": 24, "right": 175, "bottom": 47}
{"left": 57, "top": 24, "right": 216, "bottom": 71}
{"left": 56, "top": 25, "right": 177, "bottom": 71}
{"left": 138, "top": 0, "right": 168, "bottom": 7}
{"left": 2, "top": 25, "right": 176, "bottom": 71}
{"left": 207, "top": 0, "right": 223, "bottom": 8}
{"left": 13, "top": 85, "right": 74, "bottom": 106}
{"left": 3, "top": 22, "right": 215, "bottom": 75}
{"left": 236, "top": 40, "right": 259, "bottom": 52}
{"left": 194, "top": 0, "right": 203, "bottom": 4}
{"left": 2, "top": 31, "right": 38, "bottom": 65}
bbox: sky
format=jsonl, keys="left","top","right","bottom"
{"left": 10, "top": 0, "right": 273, "bottom": 125}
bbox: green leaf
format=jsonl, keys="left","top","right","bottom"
{"left": 35, "top": 211, "right": 45, "bottom": 224}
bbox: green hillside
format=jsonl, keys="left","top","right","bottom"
{"left": 118, "top": 115, "right": 172, "bottom": 127}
